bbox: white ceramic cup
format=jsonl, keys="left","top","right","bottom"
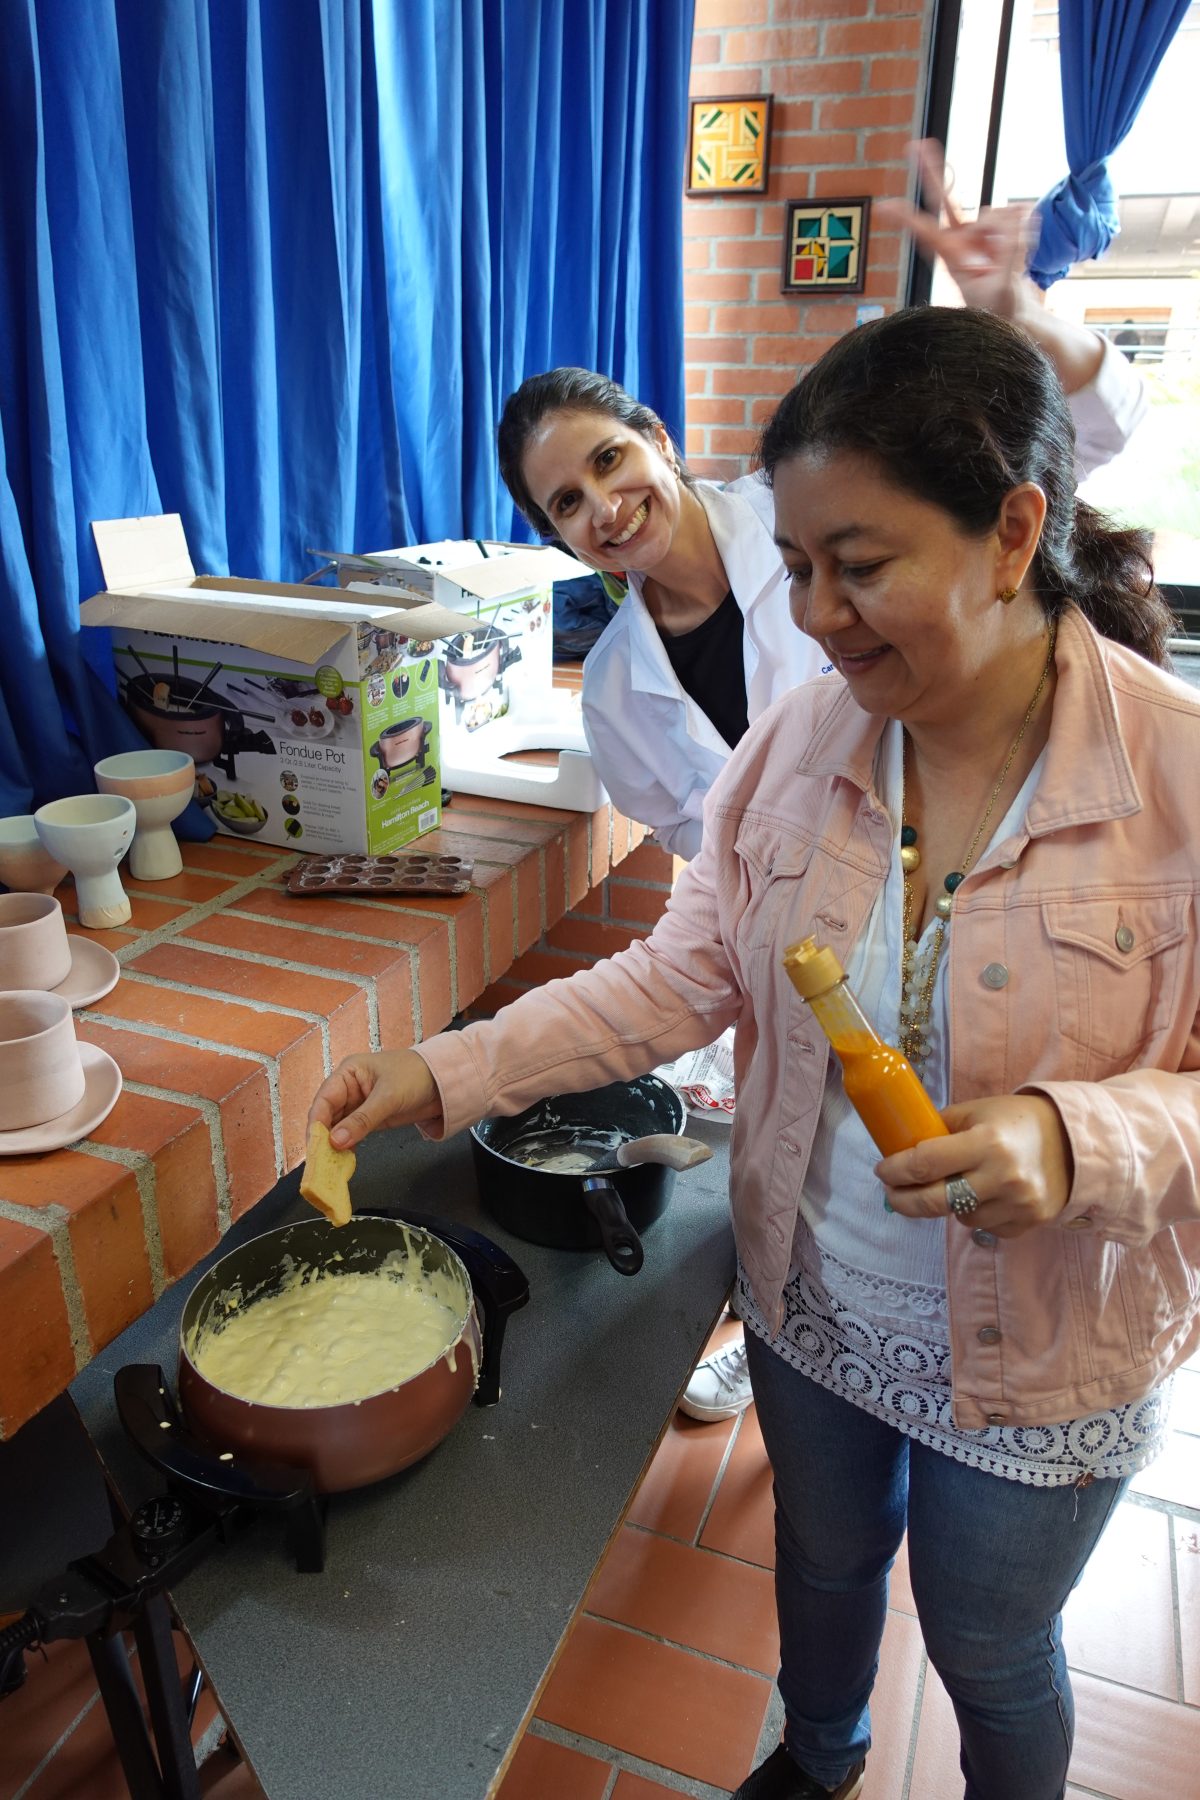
{"left": 0, "top": 990, "right": 87, "bottom": 1130}
{"left": 94, "top": 750, "right": 195, "bottom": 881}
{"left": 34, "top": 795, "right": 136, "bottom": 929}
{"left": 0, "top": 815, "right": 69, "bottom": 896}
{"left": 0, "top": 894, "right": 73, "bottom": 991}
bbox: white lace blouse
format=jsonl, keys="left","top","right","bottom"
{"left": 738, "top": 719, "right": 1171, "bottom": 1487}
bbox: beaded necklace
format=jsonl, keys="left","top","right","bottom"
{"left": 898, "top": 625, "right": 1057, "bottom": 1067}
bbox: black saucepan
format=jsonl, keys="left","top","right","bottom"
{"left": 470, "top": 1075, "right": 690, "bottom": 1277}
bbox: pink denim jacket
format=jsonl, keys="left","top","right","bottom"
{"left": 419, "top": 608, "right": 1200, "bottom": 1428}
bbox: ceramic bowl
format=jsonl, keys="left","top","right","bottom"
{"left": 34, "top": 795, "right": 136, "bottom": 930}
{"left": 216, "top": 809, "right": 268, "bottom": 837}
{"left": 0, "top": 815, "right": 69, "bottom": 896}
{"left": 0, "top": 894, "right": 73, "bottom": 991}
{"left": 94, "top": 750, "right": 195, "bottom": 881}
{"left": 0, "top": 990, "right": 86, "bottom": 1130}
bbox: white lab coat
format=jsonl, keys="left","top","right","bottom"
{"left": 581, "top": 338, "right": 1147, "bottom": 861}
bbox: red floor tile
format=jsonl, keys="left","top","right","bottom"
{"left": 699, "top": 1406, "right": 776, "bottom": 1571}
{"left": 536, "top": 1614, "right": 771, "bottom": 1792}
{"left": 18, "top": 1691, "right": 135, "bottom": 1800}
{"left": 495, "top": 1732, "right": 611, "bottom": 1800}
{"left": 1129, "top": 1428, "right": 1200, "bottom": 1508}
{"left": 905, "top": 1663, "right": 966, "bottom": 1800}
{"left": 625, "top": 1411, "right": 737, "bottom": 1544}
{"left": 612, "top": 1773, "right": 688, "bottom": 1799}
{"left": 586, "top": 1524, "right": 779, "bottom": 1676}
{"left": 1063, "top": 1499, "right": 1178, "bottom": 1697}
{"left": 1070, "top": 1669, "right": 1200, "bottom": 1799}
{"left": 1176, "top": 1517, "right": 1200, "bottom": 1707}
{"left": 198, "top": 1745, "right": 266, "bottom": 1795}
{"left": 859, "top": 1610, "right": 925, "bottom": 1800}
{"left": 0, "top": 1638, "right": 98, "bottom": 1800}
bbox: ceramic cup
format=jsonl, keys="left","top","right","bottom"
{"left": 0, "top": 990, "right": 86, "bottom": 1130}
{"left": 34, "top": 795, "right": 136, "bottom": 930}
{"left": 94, "top": 750, "right": 195, "bottom": 881}
{"left": 0, "top": 894, "right": 73, "bottom": 991}
{"left": 0, "top": 815, "right": 69, "bottom": 896}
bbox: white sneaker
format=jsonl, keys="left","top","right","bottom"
{"left": 679, "top": 1334, "right": 752, "bottom": 1421}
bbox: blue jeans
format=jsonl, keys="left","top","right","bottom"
{"left": 744, "top": 1332, "right": 1129, "bottom": 1800}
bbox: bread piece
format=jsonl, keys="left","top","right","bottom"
{"left": 299, "top": 1121, "right": 356, "bottom": 1226}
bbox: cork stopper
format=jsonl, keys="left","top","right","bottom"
{"left": 782, "top": 936, "right": 846, "bottom": 1000}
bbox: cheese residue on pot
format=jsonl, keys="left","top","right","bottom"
{"left": 190, "top": 1257, "right": 466, "bottom": 1409}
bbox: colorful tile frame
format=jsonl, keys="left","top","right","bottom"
{"left": 687, "top": 94, "right": 772, "bottom": 195}
{"left": 782, "top": 198, "right": 870, "bottom": 295}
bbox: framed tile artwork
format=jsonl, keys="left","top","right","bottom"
{"left": 686, "top": 94, "right": 772, "bottom": 195}
{"left": 782, "top": 198, "right": 871, "bottom": 295}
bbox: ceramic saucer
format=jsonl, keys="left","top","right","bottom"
{"left": 0, "top": 1043, "right": 123, "bottom": 1157}
{"left": 53, "top": 936, "right": 121, "bottom": 1008}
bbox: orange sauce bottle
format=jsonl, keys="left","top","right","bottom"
{"left": 782, "top": 936, "right": 949, "bottom": 1157}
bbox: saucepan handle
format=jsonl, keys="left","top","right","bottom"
{"left": 581, "top": 1177, "right": 644, "bottom": 1277}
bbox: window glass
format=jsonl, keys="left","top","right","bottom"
{"left": 933, "top": 0, "right": 1200, "bottom": 592}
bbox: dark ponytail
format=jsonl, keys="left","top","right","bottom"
{"left": 498, "top": 367, "right": 689, "bottom": 540}
{"left": 759, "top": 307, "right": 1176, "bottom": 669}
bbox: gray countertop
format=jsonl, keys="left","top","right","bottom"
{"left": 68, "top": 1114, "right": 735, "bottom": 1800}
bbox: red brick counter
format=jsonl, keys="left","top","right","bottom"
{"left": 1, "top": 790, "right": 674, "bottom": 1439}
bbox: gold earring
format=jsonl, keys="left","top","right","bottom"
{"left": 998, "top": 586, "right": 1019, "bottom": 604}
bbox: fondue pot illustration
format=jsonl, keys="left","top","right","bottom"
{"left": 368, "top": 716, "right": 433, "bottom": 778}
{"left": 121, "top": 657, "right": 277, "bottom": 781}
{"left": 438, "top": 626, "right": 522, "bottom": 727}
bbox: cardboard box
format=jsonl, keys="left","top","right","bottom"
{"left": 331, "top": 540, "right": 589, "bottom": 740}
{"left": 83, "top": 516, "right": 485, "bottom": 856}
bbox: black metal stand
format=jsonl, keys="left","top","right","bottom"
{"left": 87, "top": 1600, "right": 202, "bottom": 1800}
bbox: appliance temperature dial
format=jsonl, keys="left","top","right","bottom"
{"left": 130, "top": 1495, "right": 188, "bottom": 1559}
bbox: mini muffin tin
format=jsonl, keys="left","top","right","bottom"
{"left": 283, "top": 853, "right": 474, "bottom": 897}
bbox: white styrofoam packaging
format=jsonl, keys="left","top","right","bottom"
{"left": 82, "top": 516, "right": 485, "bottom": 856}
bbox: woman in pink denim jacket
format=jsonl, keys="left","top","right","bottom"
{"left": 311, "top": 309, "right": 1193, "bottom": 1800}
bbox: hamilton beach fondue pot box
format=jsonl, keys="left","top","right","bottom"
{"left": 334, "top": 539, "right": 590, "bottom": 739}
{"left": 81, "top": 515, "right": 485, "bottom": 856}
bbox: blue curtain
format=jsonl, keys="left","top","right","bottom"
{"left": 0, "top": 0, "right": 693, "bottom": 817}
{"left": 1028, "top": 0, "right": 1190, "bottom": 288}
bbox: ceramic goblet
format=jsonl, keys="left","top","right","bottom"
{"left": 0, "top": 990, "right": 86, "bottom": 1129}
{"left": 94, "top": 750, "right": 195, "bottom": 881}
{"left": 0, "top": 815, "right": 69, "bottom": 896}
{"left": 34, "top": 795, "right": 136, "bottom": 929}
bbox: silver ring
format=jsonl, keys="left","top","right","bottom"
{"left": 945, "top": 1175, "right": 981, "bottom": 1218}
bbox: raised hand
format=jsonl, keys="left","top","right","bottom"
{"left": 877, "top": 140, "right": 1035, "bottom": 323}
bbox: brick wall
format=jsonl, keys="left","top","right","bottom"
{"left": 469, "top": 833, "right": 678, "bottom": 1014}
{"left": 685, "top": 0, "right": 934, "bottom": 480}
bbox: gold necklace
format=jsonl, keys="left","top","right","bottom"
{"left": 898, "top": 625, "right": 1057, "bottom": 1066}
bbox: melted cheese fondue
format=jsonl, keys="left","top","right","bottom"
{"left": 191, "top": 1260, "right": 465, "bottom": 1408}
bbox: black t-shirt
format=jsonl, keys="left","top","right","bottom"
{"left": 660, "top": 589, "right": 749, "bottom": 750}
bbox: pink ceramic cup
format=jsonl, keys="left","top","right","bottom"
{"left": 0, "top": 893, "right": 73, "bottom": 992}
{"left": 0, "top": 991, "right": 86, "bottom": 1130}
